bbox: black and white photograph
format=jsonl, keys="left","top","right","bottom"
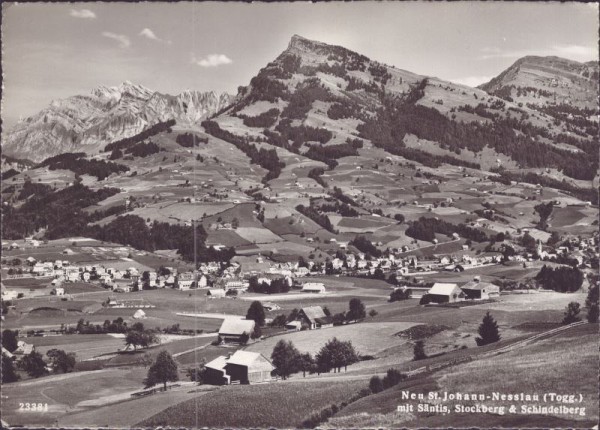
{"left": 0, "top": 1, "right": 598, "bottom": 428}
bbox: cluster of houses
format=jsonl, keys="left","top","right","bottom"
{"left": 399, "top": 277, "right": 501, "bottom": 302}
{"left": 2, "top": 340, "right": 36, "bottom": 367}
{"left": 216, "top": 305, "right": 334, "bottom": 346}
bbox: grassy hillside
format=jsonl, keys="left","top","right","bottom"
{"left": 138, "top": 379, "right": 367, "bottom": 428}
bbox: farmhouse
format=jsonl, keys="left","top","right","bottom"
{"left": 262, "top": 302, "right": 281, "bottom": 311}
{"left": 461, "top": 280, "right": 500, "bottom": 300}
{"left": 51, "top": 287, "right": 65, "bottom": 296}
{"left": 13, "top": 340, "right": 34, "bottom": 356}
{"left": 403, "top": 285, "right": 430, "bottom": 298}
{"left": 204, "top": 355, "right": 231, "bottom": 385}
{"left": 224, "top": 351, "right": 275, "bottom": 384}
{"left": 218, "top": 318, "right": 256, "bottom": 343}
{"left": 427, "top": 283, "right": 465, "bottom": 304}
{"left": 301, "top": 282, "right": 326, "bottom": 293}
{"left": 297, "top": 306, "right": 333, "bottom": 330}
{"left": 207, "top": 288, "right": 226, "bottom": 298}
{"left": 177, "top": 272, "right": 195, "bottom": 290}
{"left": 133, "top": 309, "right": 146, "bottom": 319}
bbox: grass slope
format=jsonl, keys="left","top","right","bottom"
{"left": 138, "top": 379, "right": 366, "bottom": 428}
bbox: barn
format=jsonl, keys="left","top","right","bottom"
{"left": 297, "top": 306, "right": 333, "bottom": 330}
{"left": 204, "top": 356, "right": 231, "bottom": 385}
{"left": 207, "top": 288, "right": 226, "bottom": 298}
{"left": 218, "top": 319, "right": 255, "bottom": 344}
{"left": 224, "top": 351, "right": 274, "bottom": 384}
{"left": 301, "top": 283, "right": 326, "bottom": 293}
{"left": 461, "top": 280, "right": 500, "bottom": 300}
{"left": 427, "top": 283, "right": 465, "bottom": 303}
{"left": 132, "top": 309, "right": 146, "bottom": 319}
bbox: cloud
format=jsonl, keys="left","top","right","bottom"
{"left": 480, "top": 44, "right": 597, "bottom": 61}
{"left": 139, "top": 28, "right": 159, "bottom": 41}
{"left": 69, "top": 9, "right": 96, "bottom": 19}
{"left": 450, "top": 76, "right": 494, "bottom": 88}
{"left": 102, "top": 32, "right": 131, "bottom": 49}
{"left": 138, "top": 28, "right": 171, "bottom": 45}
{"left": 191, "top": 54, "right": 233, "bottom": 68}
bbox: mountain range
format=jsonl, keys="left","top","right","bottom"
{"left": 3, "top": 82, "right": 232, "bottom": 162}
{"left": 2, "top": 34, "right": 598, "bottom": 184}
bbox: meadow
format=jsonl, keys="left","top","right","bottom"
{"left": 138, "top": 379, "right": 367, "bottom": 428}
{"left": 245, "top": 321, "right": 418, "bottom": 357}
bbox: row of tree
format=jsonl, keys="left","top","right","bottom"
{"left": 405, "top": 216, "right": 489, "bottom": 243}
{"left": 535, "top": 265, "right": 583, "bottom": 293}
{"left": 104, "top": 119, "right": 176, "bottom": 152}
{"left": 201, "top": 120, "right": 284, "bottom": 183}
{"left": 37, "top": 152, "right": 129, "bottom": 180}
{"left": 271, "top": 337, "right": 359, "bottom": 380}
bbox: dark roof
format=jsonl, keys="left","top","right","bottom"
{"left": 300, "top": 306, "right": 327, "bottom": 324}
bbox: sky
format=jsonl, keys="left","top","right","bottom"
{"left": 2, "top": 1, "right": 598, "bottom": 127}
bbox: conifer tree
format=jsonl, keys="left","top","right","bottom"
{"left": 475, "top": 312, "right": 501, "bottom": 346}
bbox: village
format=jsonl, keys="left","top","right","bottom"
{"left": 2, "top": 228, "right": 597, "bottom": 381}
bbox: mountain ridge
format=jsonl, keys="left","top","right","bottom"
{"left": 3, "top": 83, "right": 233, "bottom": 162}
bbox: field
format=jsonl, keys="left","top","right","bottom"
{"left": 325, "top": 323, "right": 599, "bottom": 428}
{"left": 1, "top": 367, "right": 147, "bottom": 426}
{"left": 138, "top": 379, "right": 368, "bottom": 428}
{"left": 245, "top": 322, "right": 418, "bottom": 357}
{"left": 435, "top": 323, "right": 599, "bottom": 420}
{"left": 27, "top": 334, "right": 126, "bottom": 361}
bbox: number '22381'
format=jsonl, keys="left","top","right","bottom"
{"left": 19, "top": 403, "right": 49, "bottom": 412}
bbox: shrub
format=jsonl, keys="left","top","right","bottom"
{"left": 369, "top": 375, "right": 384, "bottom": 393}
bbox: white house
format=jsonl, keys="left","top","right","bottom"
{"left": 132, "top": 309, "right": 146, "bottom": 319}
{"left": 198, "top": 274, "right": 208, "bottom": 288}
{"left": 426, "top": 283, "right": 465, "bottom": 304}
{"left": 461, "top": 280, "right": 500, "bottom": 300}
{"left": 301, "top": 283, "right": 326, "bottom": 293}
{"left": 51, "top": 287, "right": 65, "bottom": 296}
{"left": 207, "top": 288, "right": 226, "bottom": 298}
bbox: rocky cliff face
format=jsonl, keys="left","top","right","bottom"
{"left": 3, "top": 82, "right": 233, "bottom": 162}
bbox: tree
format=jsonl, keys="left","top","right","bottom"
{"left": 390, "top": 289, "right": 410, "bottom": 302}
{"left": 125, "top": 330, "right": 158, "bottom": 351}
{"left": 368, "top": 309, "right": 378, "bottom": 318}
{"left": 271, "top": 340, "right": 300, "bottom": 380}
{"left": 246, "top": 301, "right": 266, "bottom": 327}
{"left": 586, "top": 285, "right": 599, "bottom": 323}
{"left": 1, "top": 329, "right": 18, "bottom": 353}
{"left": 413, "top": 340, "right": 427, "bottom": 361}
{"left": 2, "top": 353, "right": 19, "bottom": 383}
{"left": 562, "top": 302, "right": 581, "bottom": 325}
{"left": 20, "top": 351, "right": 49, "bottom": 378}
{"left": 298, "top": 353, "right": 315, "bottom": 377}
{"left": 521, "top": 233, "right": 536, "bottom": 252}
{"left": 382, "top": 368, "right": 406, "bottom": 389}
{"left": 145, "top": 350, "right": 178, "bottom": 391}
{"left": 138, "top": 352, "right": 153, "bottom": 369}
{"left": 346, "top": 298, "right": 366, "bottom": 321}
{"left": 186, "top": 358, "right": 206, "bottom": 383}
{"left": 251, "top": 324, "right": 262, "bottom": 340}
{"left": 270, "top": 314, "right": 287, "bottom": 327}
{"left": 46, "top": 349, "right": 76, "bottom": 373}
{"left": 369, "top": 375, "right": 384, "bottom": 393}
{"left": 475, "top": 312, "right": 501, "bottom": 346}
{"left": 315, "top": 337, "right": 359, "bottom": 373}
